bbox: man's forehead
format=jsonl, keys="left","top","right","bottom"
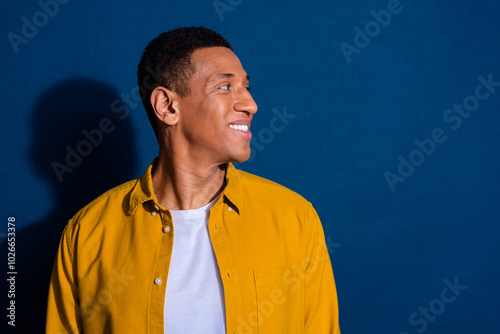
{"left": 191, "top": 46, "right": 236, "bottom": 60}
{"left": 190, "top": 47, "right": 247, "bottom": 80}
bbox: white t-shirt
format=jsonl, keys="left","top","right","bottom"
{"left": 164, "top": 195, "right": 226, "bottom": 333}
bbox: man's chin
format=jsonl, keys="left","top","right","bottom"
{"left": 230, "top": 149, "right": 252, "bottom": 164}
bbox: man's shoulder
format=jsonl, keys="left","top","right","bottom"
{"left": 236, "top": 168, "right": 312, "bottom": 208}
{"left": 69, "top": 178, "right": 138, "bottom": 224}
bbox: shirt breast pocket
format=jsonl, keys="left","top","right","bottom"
{"left": 253, "top": 269, "right": 304, "bottom": 334}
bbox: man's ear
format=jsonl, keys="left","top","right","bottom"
{"left": 150, "top": 86, "right": 181, "bottom": 126}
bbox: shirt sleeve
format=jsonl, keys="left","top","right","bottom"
{"left": 304, "top": 203, "right": 341, "bottom": 333}
{"left": 46, "top": 223, "right": 83, "bottom": 334}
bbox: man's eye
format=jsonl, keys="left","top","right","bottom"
{"left": 220, "top": 85, "right": 230, "bottom": 90}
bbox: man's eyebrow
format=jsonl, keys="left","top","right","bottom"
{"left": 208, "top": 73, "right": 250, "bottom": 84}
{"left": 209, "top": 73, "right": 234, "bottom": 84}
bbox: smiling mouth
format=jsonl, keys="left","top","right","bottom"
{"left": 229, "top": 124, "right": 249, "bottom": 132}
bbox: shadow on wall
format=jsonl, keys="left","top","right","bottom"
{"left": 15, "top": 78, "right": 138, "bottom": 332}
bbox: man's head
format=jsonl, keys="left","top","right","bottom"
{"left": 138, "top": 27, "right": 234, "bottom": 136}
{"left": 137, "top": 27, "right": 258, "bottom": 163}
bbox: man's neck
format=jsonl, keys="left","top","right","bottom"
{"left": 151, "top": 150, "right": 226, "bottom": 210}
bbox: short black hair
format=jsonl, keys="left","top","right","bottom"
{"left": 137, "top": 26, "right": 233, "bottom": 137}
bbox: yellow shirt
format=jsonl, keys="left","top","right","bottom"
{"left": 46, "top": 161, "right": 340, "bottom": 333}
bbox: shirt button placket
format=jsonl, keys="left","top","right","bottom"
{"left": 151, "top": 204, "right": 160, "bottom": 217}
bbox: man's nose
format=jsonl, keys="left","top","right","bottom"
{"left": 234, "top": 90, "right": 258, "bottom": 115}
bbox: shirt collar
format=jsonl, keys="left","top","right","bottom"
{"left": 128, "top": 159, "right": 157, "bottom": 215}
{"left": 222, "top": 162, "right": 243, "bottom": 215}
{"left": 128, "top": 159, "right": 243, "bottom": 215}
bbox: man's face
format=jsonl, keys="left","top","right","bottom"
{"left": 176, "top": 47, "right": 258, "bottom": 164}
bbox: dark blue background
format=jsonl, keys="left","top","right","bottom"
{"left": 2, "top": 0, "right": 499, "bottom": 333}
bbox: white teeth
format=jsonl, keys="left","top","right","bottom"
{"left": 230, "top": 124, "right": 249, "bottom": 132}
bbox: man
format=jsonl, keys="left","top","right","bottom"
{"left": 46, "top": 26, "right": 340, "bottom": 333}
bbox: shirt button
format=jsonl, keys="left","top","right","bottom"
{"left": 163, "top": 226, "right": 171, "bottom": 233}
{"left": 227, "top": 206, "right": 232, "bottom": 212}
{"left": 154, "top": 278, "right": 162, "bottom": 285}
{"left": 154, "top": 204, "right": 159, "bottom": 211}
{"left": 151, "top": 211, "right": 157, "bottom": 216}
